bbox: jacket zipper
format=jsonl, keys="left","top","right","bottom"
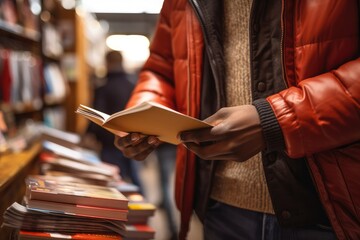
{"left": 280, "top": 0, "right": 289, "bottom": 88}
{"left": 188, "top": 0, "right": 222, "bottom": 110}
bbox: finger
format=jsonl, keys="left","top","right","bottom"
{"left": 122, "top": 136, "right": 160, "bottom": 160}
{"left": 115, "top": 133, "right": 144, "bottom": 149}
{"left": 132, "top": 144, "right": 158, "bottom": 161}
{"left": 180, "top": 127, "right": 219, "bottom": 143}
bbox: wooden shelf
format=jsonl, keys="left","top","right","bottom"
{"left": 0, "top": 101, "right": 43, "bottom": 115}
{"left": 0, "top": 20, "right": 40, "bottom": 43}
{"left": 0, "top": 142, "right": 42, "bottom": 240}
{"left": 0, "top": 141, "right": 41, "bottom": 192}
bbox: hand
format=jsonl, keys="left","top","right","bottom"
{"left": 179, "top": 105, "right": 265, "bottom": 162}
{"left": 114, "top": 133, "right": 161, "bottom": 161}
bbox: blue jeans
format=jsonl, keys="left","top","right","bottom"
{"left": 203, "top": 200, "right": 337, "bottom": 240}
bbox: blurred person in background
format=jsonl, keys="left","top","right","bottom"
{"left": 84, "top": 50, "right": 144, "bottom": 193}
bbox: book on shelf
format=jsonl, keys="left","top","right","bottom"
{"left": 43, "top": 63, "right": 67, "bottom": 104}
{"left": 24, "top": 197, "right": 128, "bottom": 221}
{"left": 76, "top": 101, "right": 211, "bottom": 145}
{"left": 128, "top": 203, "right": 156, "bottom": 218}
{"left": 39, "top": 152, "right": 119, "bottom": 180}
{"left": 43, "top": 106, "right": 67, "bottom": 130}
{"left": 110, "top": 181, "right": 141, "bottom": 196}
{"left": 39, "top": 124, "right": 81, "bottom": 147}
{"left": 42, "top": 140, "right": 102, "bottom": 165}
{"left": 40, "top": 171, "right": 114, "bottom": 187}
{"left": 25, "top": 175, "right": 128, "bottom": 210}
{"left": 3, "top": 202, "right": 126, "bottom": 237}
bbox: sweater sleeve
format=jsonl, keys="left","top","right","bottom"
{"left": 253, "top": 98, "right": 285, "bottom": 153}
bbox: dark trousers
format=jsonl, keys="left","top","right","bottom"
{"left": 203, "top": 199, "right": 337, "bottom": 240}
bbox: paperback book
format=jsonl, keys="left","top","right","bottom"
{"left": 3, "top": 202, "right": 126, "bottom": 236}
{"left": 18, "top": 231, "right": 123, "bottom": 240}
{"left": 120, "top": 224, "right": 155, "bottom": 240}
{"left": 25, "top": 175, "right": 128, "bottom": 210}
{"left": 25, "top": 198, "right": 128, "bottom": 221}
{"left": 76, "top": 101, "right": 211, "bottom": 145}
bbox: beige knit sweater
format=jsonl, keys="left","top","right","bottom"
{"left": 210, "top": 0, "right": 274, "bottom": 214}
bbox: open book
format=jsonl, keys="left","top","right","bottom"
{"left": 76, "top": 101, "right": 211, "bottom": 145}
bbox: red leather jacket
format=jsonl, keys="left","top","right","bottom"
{"left": 127, "top": 0, "right": 360, "bottom": 239}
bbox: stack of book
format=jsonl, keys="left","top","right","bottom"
{"left": 126, "top": 193, "right": 156, "bottom": 225}
{"left": 2, "top": 126, "right": 158, "bottom": 239}
{"left": 4, "top": 202, "right": 125, "bottom": 240}
{"left": 3, "top": 175, "right": 129, "bottom": 239}
{"left": 2, "top": 124, "right": 159, "bottom": 239}
{"left": 38, "top": 126, "right": 143, "bottom": 201}
{"left": 3, "top": 178, "right": 157, "bottom": 240}
{"left": 24, "top": 175, "right": 129, "bottom": 221}
{"left": 4, "top": 177, "right": 157, "bottom": 240}
{"left": 39, "top": 140, "right": 141, "bottom": 194}
{"left": 122, "top": 193, "right": 156, "bottom": 240}
{"left": 39, "top": 134, "right": 121, "bottom": 186}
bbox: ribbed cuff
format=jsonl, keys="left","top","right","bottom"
{"left": 253, "top": 98, "right": 285, "bottom": 152}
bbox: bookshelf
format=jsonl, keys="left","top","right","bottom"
{"left": 41, "top": 2, "right": 106, "bottom": 133}
{"left": 0, "top": 19, "right": 40, "bottom": 43}
{"left": 1, "top": 0, "right": 107, "bottom": 134}
{"left": 40, "top": 0, "right": 70, "bottom": 130}
{"left": 0, "top": 1, "right": 98, "bottom": 236}
{"left": 0, "top": 0, "right": 43, "bottom": 131}
{"left": 59, "top": 7, "right": 92, "bottom": 133}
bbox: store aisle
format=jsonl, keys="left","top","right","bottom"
{"left": 139, "top": 152, "right": 203, "bottom": 240}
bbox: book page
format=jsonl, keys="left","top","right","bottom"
{"left": 109, "top": 101, "right": 153, "bottom": 118}
{"left": 76, "top": 105, "right": 110, "bottom": 124}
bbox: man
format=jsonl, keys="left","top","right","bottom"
{"left": 85, "top": 51, "right": 143, "bottom": 192}
{"left": 114, "top": 1, "right": 360, "bottom": 239}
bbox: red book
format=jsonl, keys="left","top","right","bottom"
{"left": 1, "top": 50, "right": 12, "bottom": 102}
{"left": 19, "top": 231, "right": 123, "bottom": 240}
{"left": 25, "top": 198, "right": 128, "bottom": 221}
{"left": 120, "top": 224, "right": 155, "bottom": 239}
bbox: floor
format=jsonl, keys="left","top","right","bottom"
{"left": 139, "top": 152, "right": 203, "bottom": 240}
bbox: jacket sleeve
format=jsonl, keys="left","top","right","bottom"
{"left": 258, "top": 58, "right": 360, "bottom": 158}
{"left": 126, "top": 1, "right": 176, "bottom": 110}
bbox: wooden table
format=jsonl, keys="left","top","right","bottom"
{"left": 0, "top": 142, "right": 41, "bottom": 239}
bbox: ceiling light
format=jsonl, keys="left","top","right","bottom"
{"left": 106, "top": 34, "right": 150, "bottom": 72}
{"left": 81, "top": 0, "right": 164, "bottom": 14}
